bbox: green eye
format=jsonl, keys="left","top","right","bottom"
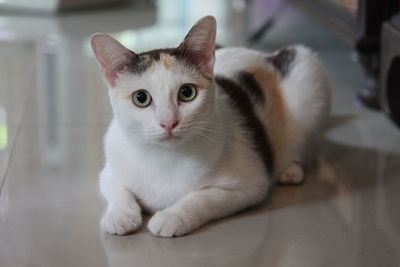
{"left": 132, "top": 89, "right": 152, "bottom": 107}
{"left": 178, "top": 84, "right": 197, "bottom": 102}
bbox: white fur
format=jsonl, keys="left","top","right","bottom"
{"left": 99, "top": 58, "right": 270, "bottom": 236}
{"left": 95, "top": 29, "right": 330, "bottom": 237}
{"left": 278, "top": 45, "right": 331, "bottom": 171}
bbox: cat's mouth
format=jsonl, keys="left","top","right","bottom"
{"left": 159, "top": 132, "right": 182, "bottom": 141}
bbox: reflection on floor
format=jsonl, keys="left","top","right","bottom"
{"left": 0, "top": 1, "right": 399, "bottom": 266}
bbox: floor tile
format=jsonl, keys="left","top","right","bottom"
{"left": 0, "top": 126, "right": 107, "bottom": 266}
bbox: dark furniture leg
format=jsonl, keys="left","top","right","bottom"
{"left": 381, "top": 14, "right": 400, "bottom": 127}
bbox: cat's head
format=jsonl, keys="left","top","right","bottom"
{"left": 91, "top": 16, "right": 217, "bottom": 147}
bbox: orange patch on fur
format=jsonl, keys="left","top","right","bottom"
{"left": 196, "top": 79, "right": 211, "bottom": 90}
{"left": 250, "top": 65, "right": 288, "bottom": 176}
{"left": 149, "top": 60, "right": 157, "bottom": 72}
{"left": 161, "top": 54, "right": 174, "bottom": 69}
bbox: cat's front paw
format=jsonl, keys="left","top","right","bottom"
{"left": 148, "top": 211, "right": 192, "bottom": 237}
{"left": 101, "top": 208, "right": 142, "bottom": 235}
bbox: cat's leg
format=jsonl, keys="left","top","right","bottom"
{"left": 278, "top": 163, "right": 304, "bottom": 185}
{"left": 100, "top": 169, "right": 142, "bottom": 235}
{"left": 148, "top": 182, "right": 267, "bottom": 237}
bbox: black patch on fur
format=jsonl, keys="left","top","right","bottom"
{"left": 267, "top": 48, "right": 296, "bottom": 77}
{"left": 140, "top": 48, "right": 184, "bottom": 61}
{"left": 215, "top": 75, "right": 274, "bottom": 175}
{"left": 126, "top": 48, "right": 185, "bottom": 74}
{"left": 125, "top": 47, "right": 210, "bottom": 79}
{"left": 237, "top": 71, "right": 265, "bottom": 105}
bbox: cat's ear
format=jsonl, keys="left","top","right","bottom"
{"left": 91, "top": 33, "right": 135, "bottom": 87}
{"left": 178, "top": 16, "right": 216, "bottom": 79}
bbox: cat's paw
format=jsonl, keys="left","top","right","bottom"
{"left": 101, "top": 208, "right": 142, "bottom": 235}
{"left": 279, "top": 163, "right": 304, "bottom": 185}
{"left": 148, "top": 211, "right": 191, "bottom": 238}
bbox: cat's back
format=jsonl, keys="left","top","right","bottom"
{"left": 214, "top": 45, "right": 330, "bottom": 130}
{"left": 214, "top": 46, "right": 330, "bottom": 175}
{"left": 214, "top": 47, "right": 268, "bottom": 77}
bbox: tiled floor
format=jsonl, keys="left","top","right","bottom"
{"left": 1, "top": 1, "right": 400, "bottom": 266}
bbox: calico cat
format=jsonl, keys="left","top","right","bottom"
{"left": 91, "top": 16, "right": 330, "bottom": 237}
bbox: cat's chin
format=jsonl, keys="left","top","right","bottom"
{"left": 160, "top": 135, "right": 182, "bottom": 141}
{"left": 151, "top": 134, "right": 186, "bottom": 148}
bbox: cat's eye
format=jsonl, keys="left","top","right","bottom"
{"left": 178, "top": 84, "right": 197, "bottom": 102}
{"left": 132, "top": 89, "right": 152, "bottom": 107}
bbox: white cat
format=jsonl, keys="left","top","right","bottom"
{"left": 91, "top": 16, "right": 330, "bottom": 237}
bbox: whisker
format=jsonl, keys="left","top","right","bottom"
{"left": 179, "top": 124, "right": 225, "bottom": 138}
{"left": 194, "top": 131, "right": 222, "bottom": 147}
{"left": 183, "top": 121, "right": 226, "bottom": 133}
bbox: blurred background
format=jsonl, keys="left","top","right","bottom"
{"left": 0, "top": 0, "right": 399, "bottom": 122}
{"left": 0, "top": 1, "right": 399, "bottom": 267}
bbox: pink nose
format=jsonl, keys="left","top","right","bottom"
{"left": 160, "top": 120, "right": 179, "bottom": 133}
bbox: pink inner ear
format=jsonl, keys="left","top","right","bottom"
{"left": 186, "top": 50, "right": 214, "bottom": 78}
{"left": 98, "top": 56, "right": 128, "bottom": 87}
{"left": 98, "top": 53, "right": 131, "bottom": 87}
{"left": 102, "top": 65, "right": 125, "bottom": 87}
{"left": 178, "top": 16, "right": 216, "bottom": 79}
{"left": 91, "top": 34, "right": 134, "bottom": 87}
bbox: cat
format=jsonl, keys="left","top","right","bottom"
{"left": 91, "top": 16, "right": 330, "bottom": 237}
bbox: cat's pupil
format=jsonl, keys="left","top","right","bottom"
{"left": 137, "top": 91, "right": 147, "bottom": 103}
{"left": 181, "top": 86, "right": 193, "bottom": 97}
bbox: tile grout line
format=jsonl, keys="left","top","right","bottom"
{"left": 0, "top": 63, "right": 36, "bottom": 197}
{"left": 0, "top": 118, "right": 23, "bottom": 196}
{"left": 0, "top": 95, "right": 31, "bottom": 196}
